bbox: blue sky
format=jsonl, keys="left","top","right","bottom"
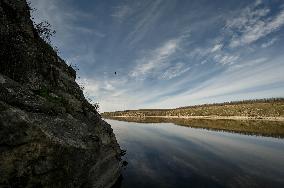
{"left": 30, "top": 0, "right": 284, "bottom": 112}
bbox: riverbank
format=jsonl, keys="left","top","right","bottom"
{"left": 102, "top": 99, "right": 284, "bottom": 137}
{"left": 102, "top": 98, "right": 284, "bottom": 120}
{"left": 112, "top": 115, "right": 284, "bottom": 121}
{"left": 105, "top": 116, "right": 284, "bottom": 138}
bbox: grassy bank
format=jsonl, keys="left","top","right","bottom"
{"left": 102, "top": 98, "right": 284, "bottom": 119}
{"left": 102, "top": 99, "right": 284, "bottom": 137}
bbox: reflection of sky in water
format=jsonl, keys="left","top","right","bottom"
{"left": 106, "top": 119, "right": 284, "bottom": 188}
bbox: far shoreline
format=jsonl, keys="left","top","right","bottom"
{"left": 109, "top": 115, "right": 284, "bottom": 121}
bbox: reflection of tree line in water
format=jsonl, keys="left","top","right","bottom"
{"left": 106, "top": 117, "right": 284, "bottom": 138}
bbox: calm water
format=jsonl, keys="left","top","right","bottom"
{"left": 106, "top": 119, "right": 284, "bottom": 188}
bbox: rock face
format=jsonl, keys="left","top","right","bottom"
{"left": 0, "top": 0, "right": 121, "bottom": 187}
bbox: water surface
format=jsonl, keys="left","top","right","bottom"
{"left": 107, "top": 119, "right": 284, "bottom": 188}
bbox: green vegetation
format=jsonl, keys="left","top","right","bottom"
{"left": 102, "top": 98, "right": 284, "bottom": 118}
{"left": 35, "top": 87, "right": 49, "bottom": 97}
{"left": 34, "top": 87, "right": 63, "bottom": 104}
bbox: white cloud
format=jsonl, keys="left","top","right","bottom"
{"left": 77, "top": 77, "right": 136, "bottom": 112}
{"left": 188, "top": 44, "right": 239, "bottom": 66}
{"left": 211, "top": 44, "right": 223, "bottom": 52}
{"left": 228, "top": 57, "right": 267, "bottom": 70}
{"left": 191, "top": 0, "right": 284, "bottom": 68}
{"left": 104, "top": 82, "right": 115, "bottom": 91}
{"left": 217, "top": 55, "right": 239, "bottom": 65}
{"left": 159, "top": 63, "right": 191, "bottom": 80}
{"left": 124, "top": 0, "right": 164, "bottom": 47}
{"left": 112, "top": 5, "right": 133, "bottom": 20}
{"left": 226, "top": 2, "right": 284, "bottom": 48}
{"left": 145, "top": 56, "right": 284, "bottom": 109}
{"left": 130, "top": 38, "right": 181, "bottom": 78}
{"left": 254, "top": 0, "right": 262, "bottom": 6}
{"left": 29, "top": 0, "right": 284, "bottom": 112}
{"left": 261, "top": 37, "right": 278, "bottom": 48}
{"left": 77, "top": 78, "right": 100, "bottom": 95}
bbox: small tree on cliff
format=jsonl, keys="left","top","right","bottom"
{"left": 27, "top": 1, "right": 57, "bottom": 49}
{"left": 93, "top": 102, "right": 100, "bottom": 112}
{"left": 35, "top": 21, "right": 56, "bottom": 44}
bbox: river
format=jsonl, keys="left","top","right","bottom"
{"left": 107, "top": 119, "right": 284, "bottom": 188}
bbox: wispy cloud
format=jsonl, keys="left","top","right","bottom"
{"left": 30, "top": 0, "right": 91, "bottom": 34}
{"left": 29, "top": 0, "right": 284, "bottom": 112}
{"left": 188, "top": 0, "right": 284, "bottom": 67}
{"left": 261, "top": 37, "right": 278, "bottom": 48}
{"left": 130, "top": 38, "right": 181, "bottom": 79}
{"left": 159, "top": 63, "right": 191, "bottom": 80}
{"left": 228, "top": 57, "right": 267, "bottom": 70}
{"left": 211, "top": 44, "right": 223, "bottom": 53}
{"left": 188, "top": 44, "right": 239, "bottom": 66}
{"left": 225, "top": 1, "right": 284, "bottom": 48}
{"left": 112, "top": 5, "right": 133, "bottom": 21}
{"left": 145, "top": 56, "right": 284, "bottom": 109}
{"left": 78, "top": 76, "right": 135, "bottom": 112}
{"left": 215, "top": 54, "right": 239, "bottom": 65}
{"left": 124, "top": 0, "right": 164, "bottom": 47}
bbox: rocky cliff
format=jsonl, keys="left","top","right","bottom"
{"left": 0, "top": 0, "right": 121, "bottom": 187}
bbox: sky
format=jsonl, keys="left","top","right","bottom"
{"left": 29, "top": 0, "right": 284, "bottom": 112}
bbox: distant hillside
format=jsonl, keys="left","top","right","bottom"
{"left": 102, "top": 98, "right": 284, "bottom": 119}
